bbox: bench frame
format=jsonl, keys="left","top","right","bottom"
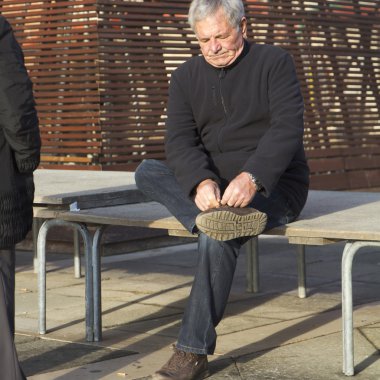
{"left": 35, "top": 200, "right": 380, "bottom": 377}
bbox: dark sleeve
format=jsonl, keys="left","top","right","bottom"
{"left": 0, "top": 16, "right": 41, "bottom": 173}
{"left": 165, "top": 69, "right": 220, "bottom": 197}
{"left": 241, "top": 51, "right": 305, "bottom": 196}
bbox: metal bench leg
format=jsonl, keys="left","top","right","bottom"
{"left": 297, "top": 245, "right": 307, "bottom": 298}
{"left": 342, "top": 241, "right": 357, "bottom": 376}
{"left": 93, "top": 226, "right": 106, "bottom": 342}
{"left": 341, "top": 241, "right": 380, "bottom": 376}
{"left": 37, "top": 220, "right": 48, "bottom": 335}
{"left": 34, "top": 217, "right": 82, "bottom": 279}
{"left": 37, "top": 219, "right": 94, "bottom": 341}
{"left": 33, "top": 217, "right": 43, "bottom": 273}
{"left": 246, "top": 237, "right": 259, "bottom": 293}
{"left": 73, "top": 229, "right": 82, "bottom": 278}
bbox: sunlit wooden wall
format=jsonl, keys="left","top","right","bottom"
{"left": 1, "top": 0, "right": 379, "bottom": 190}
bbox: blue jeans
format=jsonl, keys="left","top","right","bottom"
{"left": 135, "top": 159, "right": 299, "bottom": 355}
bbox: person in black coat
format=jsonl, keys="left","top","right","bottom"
{"left": 0, "top": 15, "right": 41, "bottom": 380}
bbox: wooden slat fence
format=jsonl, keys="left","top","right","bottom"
{"left": 1, "top": 0, "right": 379, "bottom": 190}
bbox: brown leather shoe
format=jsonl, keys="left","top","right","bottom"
{"left": 152, "top": 346, "right": 209, "bottom": 380}
{"left": 195, "top": 206, "right": 267, "bottom": 241}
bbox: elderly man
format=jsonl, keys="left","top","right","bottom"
{"left": 135, "top": 0, "right": 309, "bottom": 378}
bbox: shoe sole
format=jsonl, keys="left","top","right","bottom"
{"left": 153, "top": 368, "right": 210, "bottom": 380}
{"left": 196, "top": 208, "right": 267, "bottom": 241}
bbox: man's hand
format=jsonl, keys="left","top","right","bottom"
{"left": 195, "top": 179, "right": 221, "bottom": 211}
{"left": 221, "top": 172, "right": 256, "bottom": 207}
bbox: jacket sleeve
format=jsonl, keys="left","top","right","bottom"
{"left": 165, "top": 69, "right": 220, "bottom": 197}
{"left": 0, "top": 16, "right": 41, "bottom": 173}
{"left": 241, "top": 51, "right": 305, "bottom": 196}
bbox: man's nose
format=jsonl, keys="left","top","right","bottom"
{"left": 209, "top": 38, "right": 221, "bottom": 53}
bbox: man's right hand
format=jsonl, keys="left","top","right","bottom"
{"left": 194, "top": 179, "right": 221, "bottom": 211}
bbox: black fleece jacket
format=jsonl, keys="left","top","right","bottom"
{"left": 165, "top": 41, "right": 309, "bottom": 213}
{"left": 0, "top": 16, "right": 41, "bottom": 248}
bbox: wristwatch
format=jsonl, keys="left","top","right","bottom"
{"left": 247, "top": 173, "right": 264, "bottom": 193}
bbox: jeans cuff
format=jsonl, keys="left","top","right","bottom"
{"left": 190, "top": 223, "right": 199, "bottom": 235}
{"left": 175, "top": 342, "right": 209, "bottom": 355}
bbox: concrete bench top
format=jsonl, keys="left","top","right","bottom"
{"left": 34, "top": 190, "right": 380, "bottom": 245}
{"left": 33, "top": 169, "right": 147, "bottom": 208}
{"left": 276, "top": 190, "right": 380, "bottom": 243}
{"left": 34, "top": 201, "right": 181, "bottom": 229}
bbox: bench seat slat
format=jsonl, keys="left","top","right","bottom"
{"left": 34, "top": 190, "right": 380, "bottom": 244}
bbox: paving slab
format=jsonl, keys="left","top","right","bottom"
{"left": 16, "top": 334, "right": 135, "bottom": 378}
{"left": 234, "top": 330, "right": 380, "bottom": 380}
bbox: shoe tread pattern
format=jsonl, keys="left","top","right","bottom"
{"left": 196, "top": 208, "right": 267, "bottom": 241}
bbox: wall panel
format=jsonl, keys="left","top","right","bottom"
{"left": 1, "top": 0, "right": 379, "bottom": 189}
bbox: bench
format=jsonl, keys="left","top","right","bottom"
{"left": 35, "top": 190, "right": 380, "bottom": 376}
{"left": 31, "top": 168, "right": 150, "bottom": 278}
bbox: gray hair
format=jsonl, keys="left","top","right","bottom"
{"left": 188, "top": 0, "right": 245, "bottom": 32}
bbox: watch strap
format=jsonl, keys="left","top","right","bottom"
{"left": 247, "top": 173, "right": 264, "bottom": 192}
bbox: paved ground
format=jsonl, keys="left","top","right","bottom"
{"left": 14, "top": 236, "right": 380, "bottom": 379}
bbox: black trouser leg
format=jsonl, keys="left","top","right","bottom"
{"left": 0, "top": 247, "right": 27, "bottom": 380}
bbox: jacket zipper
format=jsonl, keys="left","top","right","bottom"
{"left": 217, "top": 68, "right": 228, "bottom": 152}
{"left": 219, "top": 68, "right": 227, "bottom": 116}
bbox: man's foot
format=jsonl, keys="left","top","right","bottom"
{"left": 195, "top": 206, "right": 268, "bottom": 241}
{"left": 152, "top": 346, "right": 209, "bottom": 380}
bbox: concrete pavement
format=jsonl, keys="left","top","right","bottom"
{"left": 14, "top": 236, "right": 380, "bottom": 379}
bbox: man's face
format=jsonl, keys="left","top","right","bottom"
{"left": 195, "top": 8, "right": 246, "bottom": 68}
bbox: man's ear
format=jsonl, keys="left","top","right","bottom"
{"left": 240, "top": 17, "right": 247, "bottom": 38}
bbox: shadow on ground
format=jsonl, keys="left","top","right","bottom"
{"left": 16, "top": 334, "right": 136, "bottom": 377}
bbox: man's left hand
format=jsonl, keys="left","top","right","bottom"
{"left": 221, "top": 172, "right": 256, "bottom": 207}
